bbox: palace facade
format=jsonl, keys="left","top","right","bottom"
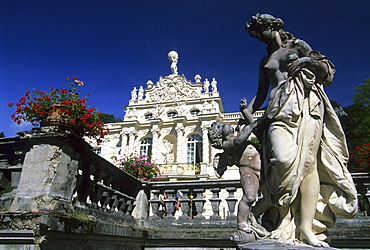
{"left": 88, "top": 51, "right": 263, "bottom": 181}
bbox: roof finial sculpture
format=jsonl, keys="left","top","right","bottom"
{"left": 168, "top": 51, "right": 179, "bottom": 75}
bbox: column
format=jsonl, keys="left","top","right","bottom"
{"left": 120, "top": 132, "right": 128, "bottom": 156}
{"left": 175, "top": 124, "right": 185, "bottom": 163}
{"left": 201, "top": 124, "right": 210, "bottom": 164}
{"left": 128, "top": 130, "right": 136, "bottom": 155}
{"left": 151, "top": 126, "right": 160, "bottom": 162}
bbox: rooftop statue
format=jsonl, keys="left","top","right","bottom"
{"left": 168, "top": 51, "right": 179, "bottom": 75}
{"left": 240, "top": 13, "right": 357, "bottom": 247}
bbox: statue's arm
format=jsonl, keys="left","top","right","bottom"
{"left": 239, "top": 98, "right": 254, "bottom": 124}
{"left": 247, "top": 56, "right": 270, "bottom": 114}
{"left": 288, "top": 40, "right": 332, "bottom": 80}
{"left": 223, "top": 123, "right": 257, "bottom": 151}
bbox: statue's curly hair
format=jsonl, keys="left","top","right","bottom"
{"left": 246, "top": 13, "right": 293, "bottom": 43}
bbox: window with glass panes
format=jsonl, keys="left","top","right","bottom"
{"left": 140, "top": 138, "right": 152, "bottom": 159}
{"left": 187, "top": 134, "right": 203, "bottom": 164}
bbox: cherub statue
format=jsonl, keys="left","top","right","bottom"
{"left": 208, "top": 99, "right": 269, "bottom": 244}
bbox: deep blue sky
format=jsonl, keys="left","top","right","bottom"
{"left": 1, "top": 0, "right": 369, "bottom": 137}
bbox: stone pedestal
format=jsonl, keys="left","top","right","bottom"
{"left": 9, "top": 143, "right": 79, "bottom": 214}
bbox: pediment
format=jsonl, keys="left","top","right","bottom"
{"left": 145, "top": 75, "right": 202, "bottom": 103}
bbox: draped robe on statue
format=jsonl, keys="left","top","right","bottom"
{"left": 259, "top": 55, "right": 357, "bottom": 242}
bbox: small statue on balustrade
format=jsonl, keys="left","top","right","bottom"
{"left": 208, "top": 98, "right": 269, "bottom": 244}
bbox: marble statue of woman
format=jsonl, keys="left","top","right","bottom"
{"left": 203, "top": 78, "right": 210, "bottom": 93}
{"left": 138, "top": 86, "right": 144, "bottom": 100}
{"left": 131, "top": 87, "right": 137, "bottom": 100}
{"left": 241, "top": 13, "right": 357, "bottom": 247}
{"left": 211, "top": 78, "right": 218, "bottom": 92}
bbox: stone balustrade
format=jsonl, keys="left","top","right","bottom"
{"left": 146, "top": 179, "right": 242, "bottom": 228}
{"left": 0, "top": 126, "right": 142, "bottom": 223}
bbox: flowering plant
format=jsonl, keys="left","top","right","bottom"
{"left": 350, "top": 143, "right": 370, "bottom": 172}
{"left": 118, "top": 154, "right": 161, "bottom": 181}
{"left": 8, "top": 77, "right": 108, "bottom": 143}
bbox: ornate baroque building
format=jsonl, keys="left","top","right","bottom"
{"left": 90, "top": 51, "right": 263, "bottom": 181}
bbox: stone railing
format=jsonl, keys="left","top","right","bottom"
{"left": 0, "top": 126, "right": 143, "bottom": 223}
{"left": 222, "top": 110, "right": 265, "bottom": 122}
{"left": 145, "top": 179, "right": 242, "bottom": 228}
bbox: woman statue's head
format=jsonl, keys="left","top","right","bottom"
{"left": 246, "top": 14, "right": 292, "bottom": 43}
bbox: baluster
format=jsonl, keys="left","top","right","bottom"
{"left": 101, "top": 191, "right": 111, "bottom": 209}
{"left": 77, "top": 173, "right": 91, "bottom": 204}
{"left": 178, "top": 189, "right": 190, "bottom": 219}
{"left": 225, "top": 187, "right": 238, "bottom": 219}
{"left": 93, "top": 185, "right": 105, "bottom": 208}
{"left": 209, "top": 187, "right": 221, "bottom": 219}
{"left": 110, "top": 194, "right": 119, "bottom": 211}
{"left": 118, "top": 197, "right": 127, "bottom": 213}
{"left": 148, "top": 189, "right": 161, "bottom": 218}
{"left": 126, "top": 198, "right": 135, "bottom": 216}
{"left": 163, "top": 189, "right": 177, "bottom": 219}
{"left": 193, "top": 188, "right": 206, "bottom": 219}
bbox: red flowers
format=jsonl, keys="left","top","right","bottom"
{"left": 8, "top": 77, "right": 108, "bottom": 143}
{"left": 350, "top": 143, "right": 370, "bottom": 172}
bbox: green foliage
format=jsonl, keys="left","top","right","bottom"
{"left": 0, "top": 132, "right": 4, "bottom": 138}
{"left": 118, "top": 153, "right": 161, "bottom": 181}
{"left": 99, "top": 113, "right": 123, "bottom": 123}
{"left": 0, "top": 182, "right": 13, "bottom": 195}
{"left": 346, "top": 78, "right": 370, "bottom": 149}
{"left": 352, "top": 78, "right": 370, "bottom": 106}
{"left": 250, "top": 137, "right": 262, "bottom": 151}
{"left": 347, "top": 78, "right": 370, "bottom": 172}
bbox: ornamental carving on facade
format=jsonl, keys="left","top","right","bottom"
{"left": 145, "top": 75, "right": 201, "bottom": 103}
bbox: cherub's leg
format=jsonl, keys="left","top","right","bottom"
{"left": 238, "top": 167, "right": 259, "bottom": 232}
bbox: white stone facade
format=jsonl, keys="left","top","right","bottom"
{"left": 89, "top": 52, "right": 263, "bottom": 181}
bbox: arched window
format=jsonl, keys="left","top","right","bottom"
{"left": 140, "top": 137, "right": 152, "bottom": 159}
{"left": 187, "top": 134, "right": 203, "bottom": 164}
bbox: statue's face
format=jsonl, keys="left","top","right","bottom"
{"left": 249, "top": 26, "right": 271, "bottom": 44}
{"left": 260, "top": 29, "right": 273, "bottom": 44}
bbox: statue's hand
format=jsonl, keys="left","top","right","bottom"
{"left": 288, "top": 57, "right": 311, "bottom": 76}
{"left": 239, "top": 98, "right": 247, "bottom": 112}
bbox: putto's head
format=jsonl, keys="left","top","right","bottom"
{"left": 246, "top": 13, "right": 284, "bottom": 38}
{"left": 208, "top": 122, "right": 234, "bottom": 149}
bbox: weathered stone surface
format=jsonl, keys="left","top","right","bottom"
{"left": 9, "top": 143, "right": 79, "bottom": 213}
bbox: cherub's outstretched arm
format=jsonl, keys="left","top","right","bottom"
{"left": 240, "top": 98, "right": 255, "bottom": 124}
{"left": 223, "top": 122, "right": 258, "bottom": 151}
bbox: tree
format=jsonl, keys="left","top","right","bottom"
{"left": 346, "top": 78, "right": 370, "bottom": 173}
{"left": 347, "top": 78, "right": 370, "bottom": 149}
{"left": 99, "top": 113, "right": 123, "bottom": 123}
{"left": 352, "top": 78, "right": 370, "bottom": 106}
{"left": 0, "top": 132, "right": 4, "bottom": 138}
